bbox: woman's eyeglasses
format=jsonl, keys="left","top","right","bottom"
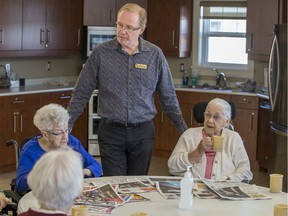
{"left": 203, "top": 112, "right": 223, "bottom": 121}
{"left": 45, "top": 129, "right": 69, "bottom": 137}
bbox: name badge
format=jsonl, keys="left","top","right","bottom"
{"left": 135, "top": 63, "right": 147, "bottom": 70}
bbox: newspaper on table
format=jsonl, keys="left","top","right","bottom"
{"left": 155, "top": 181, "right": 181, "bottom": 199}
{"left": 117, "top": 179, "right": 157, "bottom": 194}
{"left": 75, "top": 183, "right": 125, "bottom": 213}
{"left": 200, "top": 179, "right": 272, "bottom": 200}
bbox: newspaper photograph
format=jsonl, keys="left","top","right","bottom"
{"left": 117, "top": 180, "right": 157, "bottom": 194}
{"left": 155, "top": 181, "right": 181, "bottom": 199}
{"left": 201, "top": 179, "right": 272, "bottom": 200}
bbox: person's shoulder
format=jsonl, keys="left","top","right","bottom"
{"left": 21, "top": 136, "right": 40, "bottom": 152}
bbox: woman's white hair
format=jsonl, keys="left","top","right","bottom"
{"left": 27, "top": 148, "right": 83, "bottom": 212}
{"left": 33, "top": 103, "right": 69, "bottom": 131}
{"left": 206, "top": 98, "right": 231, "bottom": 119}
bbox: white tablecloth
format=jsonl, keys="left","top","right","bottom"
{"left": 18, "top": 176, "right": 288, "bottom": 216}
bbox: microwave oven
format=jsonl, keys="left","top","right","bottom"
{"left": 87, "top": 26, "right": 116, "bottom": 56}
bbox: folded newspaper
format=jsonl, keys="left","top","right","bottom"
{"left": 200, "top": 179, "right": 272, "bottom": 200}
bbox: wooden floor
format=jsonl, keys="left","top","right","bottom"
{"left": 0, "top": 156, "right": 270, "bottom": 190}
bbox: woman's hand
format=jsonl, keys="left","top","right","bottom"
{"left": 83, "top": 168, "right": 92, "bottom": 177}
{"left": 0, "top": 193, "right": 7, "bottom": 211}
{"left": 188, "top": 137, "right": 213, "bottom": 164}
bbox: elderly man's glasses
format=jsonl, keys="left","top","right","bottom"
{"left": 203, "top": 112, "right": 223, "bottom": 121}
{"left": 116, "top": 22, "right": 141, "bottom": 32}
{"left": 45, "top": 129, "right": 69, "bottom": 137}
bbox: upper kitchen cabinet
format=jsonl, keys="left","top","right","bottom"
{"left": 0, "top": 0, "right": 83, "bottom": 57}
{"left": 22, "top": 0, "right": 68, "bottom": 50}
{"left": 246, "top": 0, "right": 284, "bottom": 61}
{"left": 147, "top": 0, "right": 192, "bottom": 58}
{"left": 0, "top": 0, "right": 22, "bottom": 51}
{"left": 67, "top": 0, "right": 83, "bottom": 50}
{"left": 83, "top": 0, "right": 116, "bottom": 26}
{"left": 83, "top": 0, "right": 148, "bottom": 26}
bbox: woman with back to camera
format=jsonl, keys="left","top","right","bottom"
{"left": 168, "top": 98, "right": 253, "bottom": 182}
{"left": 18, "top": 148, "right": 84, "bottom": 215}
{"left": 16, "top": 103, "right": 102, "bottom": 193}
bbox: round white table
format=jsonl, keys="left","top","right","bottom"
{"left": 18, "top": 176, "right": 288, "bottom": 216}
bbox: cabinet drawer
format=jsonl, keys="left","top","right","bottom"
{"left": 231, "top": 95, "right": 259, "bottom": 109}
{"left": 43, "top": 91, "right": 72, "bottom": 106}
{"left": 1, "top": 94, "right": 42, "bottom": 110}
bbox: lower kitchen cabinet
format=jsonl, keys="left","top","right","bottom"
{"left": 153, "top": 90, "right": 259, "bottom": 171}
{"left": 257, "top": 98, "right": 276, "bottom": 172}
{"left": 0, "top": 90, "right": 88, "bottom": 173}
{"left": 231, "top": 95, "right": 259, "bottom": 170}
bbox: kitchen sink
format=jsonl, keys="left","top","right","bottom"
{"left": 175, "top": 84, "right": 234, "bottom": 92}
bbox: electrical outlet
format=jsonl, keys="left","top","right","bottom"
{"left": 47, "top": 61, "right": 51, "bottom": 71}
{"left": 5, "top": 63, "right": 10, "bottom": 72}
{"left": 5, "top": 64, "right": 11, "bottom": 78}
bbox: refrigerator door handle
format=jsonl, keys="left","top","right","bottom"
{"left": 268, "top": 35, "right": 280, "bottom": 112}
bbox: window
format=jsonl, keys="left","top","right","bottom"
{"left": 198, "top": 1, "right": 247, "bottom": 70}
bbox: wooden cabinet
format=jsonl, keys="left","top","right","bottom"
{"left": 147, "top": 0, "right": 192, "bottom": 58}
{"left": 67, "top": 0, "right": 83, "bottom": 50}
{"left": 0, "top": 0, "right": 22, "bottom": 51}
{"left": 230, "top": 95, "right": 259, "bottom": 170}
{"left": 257, "top": 98, "right": 276, "bottom": 172}
{"left": 83, "top": 0, "right": 147, "bottom": 26}
{"left": 153, "top": 90, "right": 259, "bottom": 171}
{"left": 246, "top": 0, "right": 279, "bottom": 61}
{"left": 0, "top": 0, "right": 83, "bottom": 57}
{"left": 0, "top": 94, "right": 42, "bottom": 172}
{"left": 22, "top": 0, "right": 69, "bottom": 50}
{"left": 0, "top": 90, "right": 88, "bottom": 173}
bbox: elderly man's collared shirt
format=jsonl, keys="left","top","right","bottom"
{"left": 68, "top": 38, "right": 187, "bottom": 133}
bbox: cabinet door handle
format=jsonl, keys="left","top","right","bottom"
{"left": 247, "top": 33, "right": 253, "bottom": 52}
{"left": 20, "top": 114, "right": 23, "bottom": 132}
{"left": 161, "top": 111, "right": 164, "bottom": 123}
{"left": 13, "top": 112, "right": 18, "bottom": 133}
{"left": 249, "top": 112, "right": 254, "bottom": 131}
{"left": 12, "top": 100, "right": 25, "bottom": 104}
{"left": 110, "top": 10, "right": 113, "bottom": 21}
{"left": 60, "top": 95, "right": 71, "bottom": 99}
{"left": 238, "top": 98, "right": 250, "bottom": 104}
{"left": 0, "top": 29, "right": 3, "bottom": 45}
{"left": 46, "top": 29, "right": 50, "bottom": 47}
{"left": 77, "top": 28, "right": 80, "bottom": 46}
{"left": 172, "top": 30, "right": 175, "bottom": 47}
{"left": 40, "top": 28, "right": 44, "bottom": 44}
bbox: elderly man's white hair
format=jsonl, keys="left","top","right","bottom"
{"left": 27, "top": 148, "right": 83, "bottom": 212}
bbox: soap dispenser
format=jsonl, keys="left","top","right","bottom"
{"left": 179, "top": 166, "right": 194, "bottom": 209}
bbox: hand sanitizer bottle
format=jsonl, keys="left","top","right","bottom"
{"left": 179, "top": 166, "right": 194, "bottom": 209}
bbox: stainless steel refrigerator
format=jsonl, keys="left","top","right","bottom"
{"left": 268, "top": 24, "right": 287, "bottom": 192}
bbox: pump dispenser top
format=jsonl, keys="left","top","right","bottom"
{"left": 178, "top": 166, "right": 194, "bottom": 209}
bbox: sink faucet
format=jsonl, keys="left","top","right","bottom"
{"left": 214, "top": 69, "right": 227, "bottom": 89}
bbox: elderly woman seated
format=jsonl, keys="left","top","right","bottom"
{"left": 16, "top": 103, "right": 102, "bottom": 193}
{"left": 168, "top": 98, "right": 253, "bottom": 182}
{"left": 18, "top": 148, "right": 84, "bottom": 215}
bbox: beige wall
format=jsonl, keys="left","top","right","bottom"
{"left": 0, "top": 55, "right": 85, "bottom": 80}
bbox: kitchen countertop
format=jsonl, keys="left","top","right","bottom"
{"left": 0, "top": 82, "right": 269, "bottom": 100}
{"left": 0, "top": 83, "right": 75, "bottom": 96}
{"left": 174, "top": 85, "right": 269, "bottom": 99}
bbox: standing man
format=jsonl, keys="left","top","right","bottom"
{"left": 67, "top": 3, "right": 187, "bottom": 176}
